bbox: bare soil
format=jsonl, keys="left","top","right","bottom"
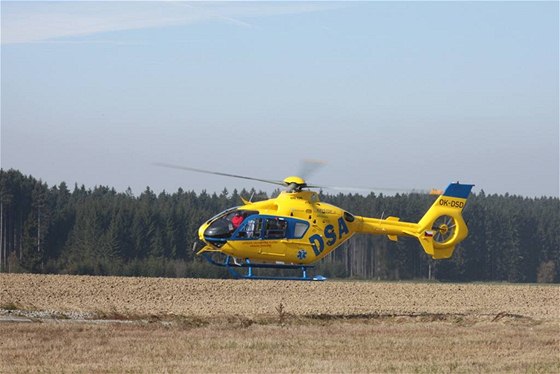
{"left": 1, "top": 274, "right": 558, "bottom": 321}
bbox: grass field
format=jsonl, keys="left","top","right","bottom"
{"left": 1, "top": 274, "right": 559, "bottom": 373}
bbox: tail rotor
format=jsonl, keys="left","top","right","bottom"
{"left": 432, "top": 215, "right": 457, "bottom": 244}
{"left": 416, "top": 183, "right": 474, "bottom": 259}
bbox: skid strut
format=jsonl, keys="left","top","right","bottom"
{"left": 201, "top": 253, "right": 326, "bottom": 281}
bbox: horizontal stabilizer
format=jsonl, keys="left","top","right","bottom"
{"left": 443, "top": 183, "right": 475, "bottom": 199}
{"left": 386, "top": 217, "right": 400, "bottom": 241}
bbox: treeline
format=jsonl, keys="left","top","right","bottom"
{"left": 1, "top": 169, "right": 558, "bottom": 282}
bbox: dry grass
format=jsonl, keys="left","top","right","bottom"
{"left": 1, "top": 274, "right": 559, "bottom": 373}
{"left": 2, "top": 318, "right": 558, "bottom": 373}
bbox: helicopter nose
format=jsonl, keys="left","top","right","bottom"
{"left": 198, "top": 222, "right": 230, "bottom": 250}
{"left": 198, "top": 224, "right": 207, "bottom": 240}
{"left": 203, "top": 219, "right": 233, "bottom": 239}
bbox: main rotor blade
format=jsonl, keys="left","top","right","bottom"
{"left": 297, "top": 159, "right": 327, "bottom": 181}
{"left": 154, "top": 163, "right": 286, "bottom": 187}
{"left": 323, "top": 185, "right": 432, "bottom": 194}
{"left": 156, "top": 162, "right": 437, "bottom": 195}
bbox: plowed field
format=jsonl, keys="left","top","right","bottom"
{"left": 1, "top": 274, "right": 559, "bottom": 373}
{"left": 1, "top": 274, "right": 558, "bottom": 320}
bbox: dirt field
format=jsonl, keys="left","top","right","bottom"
{"left": 1, "top": 274, "right": 559, "bottom": 373}
{"left": 1, "top": 273, "right": 558, "bottom": 320}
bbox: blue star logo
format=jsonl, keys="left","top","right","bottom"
{"left": 297, "top": 249, "right": 307, "bottom": 260}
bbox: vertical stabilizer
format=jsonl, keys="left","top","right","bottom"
{"left": 416, "top": 183, "right": 474, "bottom": 259}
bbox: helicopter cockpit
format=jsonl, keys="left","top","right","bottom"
{"left": 203, "top": 208, "right": 310, "bottom": 245}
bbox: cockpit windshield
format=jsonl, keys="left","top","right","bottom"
{"left": 203, "top": 209, "right": 309, "bottom": 243}
{"left": 203, "top": 208, "right": 259, "bottom": 239}
{"left": 205, "top": 207, "right": 240, "bottom": 225}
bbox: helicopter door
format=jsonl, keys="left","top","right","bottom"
{"left": 234, "top": 216, "right": 288, "bottom": 240}
{"left": 264, "top": 217, "right": 287, "bottom": 239}
{"left": 256, "top": 217, "right": 288, "bottom": 258}
{"left": 233, "top": 216, "right": 286, "bottom": 241}
{"left": 235, "top": 217, "right": 263, "bottom": 239}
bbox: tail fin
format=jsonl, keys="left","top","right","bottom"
{"left": 416, "top": 183, "right": 474, "bottom": 259}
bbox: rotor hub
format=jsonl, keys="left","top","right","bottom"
{"left": 283, "top": 176, "right": 306, "bottom": 186}
{"left": 438, "top": 224, "right": 449, "bottom": 235}
{"left": 283, "top": 176, "right": 307, "bottom": 191}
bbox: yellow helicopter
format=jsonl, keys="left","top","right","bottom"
{"left": 158, "top": 163, "right": 474, "bottom": 281}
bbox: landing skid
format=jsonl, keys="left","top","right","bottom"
{"left": 201, "top": 253, "right": 327, "bottom": 281}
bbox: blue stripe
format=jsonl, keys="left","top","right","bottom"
{"left": 443, "top": 183, "right": 474, "bottom": 199}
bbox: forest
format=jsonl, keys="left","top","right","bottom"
{"left": 0, "top": 168, "right": 558, "bottom": 282}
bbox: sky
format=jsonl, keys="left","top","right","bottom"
{"left": 1, "top": 1, "right": 558, "bottom": 198}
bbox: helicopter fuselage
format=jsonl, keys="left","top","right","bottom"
{"left": 196, "top": 184, "right": 472, "bottom": 265}
{"left": 198, "top": 191, "right": 359, "bottom": 264}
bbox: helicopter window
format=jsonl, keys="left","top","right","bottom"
{"left": 205, "top": 207, "right": 240, "bottom": 225}
{"left": 231, "top": 216, "right": 311, "bottom": 241}
{"left": 204, "top": 217, "right": 234, "bottom": 239}
{"left": 229, "top": 210, "right": 259, "bottom": 229}
{"left": 205, "top": 209, "right": 261, "bottom": 240}
{"left": 250, "top": 218, "right": 263, "bottom": 239}
{"left": 293, "top": 222, "right": 309, "bottom": 238}
{"left": 235, "top": 217, "right": 262, "bottom": 239}
{"left": 264, "top": 218, "right": 287, "bottom": 239}
{"left": 344, "top": 211, "right": 355, "bottom": 223}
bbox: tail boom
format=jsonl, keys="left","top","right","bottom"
{"left": 354, "top": 183, "right": 474, "bottom": 259}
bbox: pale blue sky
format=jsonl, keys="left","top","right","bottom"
{"left": 1, "top": 1, "right": 558, "bottom": 197}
